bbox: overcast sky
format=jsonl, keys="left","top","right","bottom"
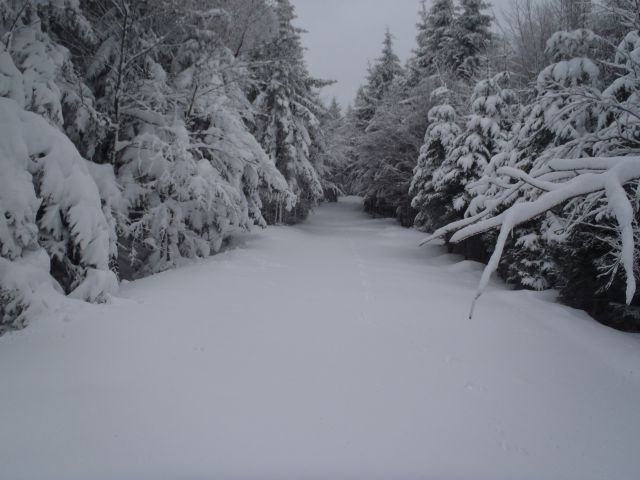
{"left": 290, "top": 0, "right": 509, "bottom": 109}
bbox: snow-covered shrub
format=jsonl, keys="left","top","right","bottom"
{"left": 0, "top": 97, "right": 117, "bottom": 330}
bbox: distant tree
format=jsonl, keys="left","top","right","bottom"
{"left": 344, "top": 29, "right": 405, "bottom": 204}
{"left": 312, "top": 98, "right": 346, "bottom": 202}
{"left": 423, "top": 0, "right": 457, "bottom": 73}
{"left": 452, "top": 0, "right": 493, "bottom": 77}
{"left": 366, "top": 29, "right": 404, "bottom": 104}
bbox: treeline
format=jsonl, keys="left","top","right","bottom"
{"left": 0, "top": 0, "right": 341, "bottom": 332}
{"left": 344, "top": 0, "right": 640, "bottom": 330}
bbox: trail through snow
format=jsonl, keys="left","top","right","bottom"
{"left": 1, "top": 197, "right": 640, "bottom": 480}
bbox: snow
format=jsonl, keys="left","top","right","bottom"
{"left": 428, "top": 155, "right": 640, "bottom": 309}
{"left": 0, "top": 96, "right": 117, "bottom": 327}
{"left": 1, "top": 197, "right": 640, "bottom": 480}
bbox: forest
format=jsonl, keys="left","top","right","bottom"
{"left": 0, "top": 0, "right": 343, "bottom": 332}
{"left": 2, "top": 1, "right": 640, "bottom": 478}
{"left": 3, "top": 0, "right": 639, "bottom": 332}
{"left": 342, "top": 0, "right": 640, "bottom": 330}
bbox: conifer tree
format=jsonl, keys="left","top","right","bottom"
{"left": 452, "top": 0, "right": 493, "bottom": 77}
{"left": 407, "top": 0, "right": 431, "bottom": 84}
{"left": 480, "top": 31, "right": 601, "bottom": 290}
{"left": 423, "top": 0, "right": 457, "bottom": 73}
{"left": 250, "top": 0, "right": 325, "bottom": 224}
{"left": 430, "top": 72, "right": 515, "bottom": 228}
{"left": 0, "top": 0, "right": 118, "bottom": 330}
{"left": 410, "top": 86, "right": 462, "bottom": 232}
{"left": 312, "top": 98, "right": 345, "bottom": 202}
{"left": 344, "top": 29, "right": 405, "bottom": 205}
{"left": 366, "top": 29, "right": 404, "bottom": 104}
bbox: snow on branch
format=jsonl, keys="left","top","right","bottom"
{"left": 423, "top": 156, "right": 640, "bottom": 316}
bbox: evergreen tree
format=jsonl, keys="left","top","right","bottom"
{"left": 431, "top": 72, "right": 515, "bottom": 228}
{"left": 359, "top": 78, "right": 429, "bottom": 225}
{"left": 483, "top": 30, "right": 602, "bottom": 291}
{"left": 423, "top": 0, "right": 457, "bottom": 73}
{"left": 407, "top": 0, "right": 431, "bottom": 84}
{"left": 344, "top": 29, "right": 404, "bottom": 197}
{"left": 410, "top": 86, "right": 462, "bottom": 232}
{"left": 424, "top": 26, "right": 640, "bottom": 326}
{"left": 0, "top": 0, "right": 302, "bottom": 329}
{"left": 312, "top": 98, "right": 346, "bottom": 202}
{"left": 451, "top": 0, "right": 493, "bottom": 77}
{"left": 0, "top": 0, "right": 118, "bottom": 331}
{"left": 250, "top": 0, "right": 325, "bottom": 224}
{"left": 366, "top": 29, "right": 404, "bottom": 104}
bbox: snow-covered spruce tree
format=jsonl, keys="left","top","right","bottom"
{"left": 505, "top": 29, "right": 602, "bottom": 291}
{"left": 429, "top": 72, "right": 516, "bottom": 232}
{"left": 451, "top": 0, "right": 493, "bottom": 77}
{"left": 345, "top": 29, "right": 405, "bottom": 212}
{"left": 457, "top": 29, "right": 603, "bottom": 292}
{"left": 358, "top": 77, "right": 433, "bottom": 226}
{"left": 406, "top": 0, "right": 431, "bottom": 86}
{"left": 421, "top": 0, "right": 457, "bottom": 73}
{"left": 365, "top": 29, "right": 404, "bottom": 107}
{"left": 311, "top": 98, "right": 346, "bottom": 202}
{"left": 175, "top": 51, "right": 292, "bottom": 231}
{"left": 250, "top": 0, "right": 325, "bottom": 224}
{"left": 549, "top": 28, "right": 640, "bottom": 326}
{"left": 0, "top": 97, "right": 117, "bottom": 332}
{"left": 422, "top": 29, "right": 640, "bottom": 326}
{"left": 81, "top": 1, "right": 293, "bottom": 276}
{"left": 355, "top": 29, "right": 404, "bottom": 131}
{"left": 0, "top": 0, "right": 106, "bottom": 156}
{"left": 171, "top": 3, "right": 292, "bottom": 238}
{"left": 0, "top": 1, "right": 118, "bottom": 331}
{"left": 410, "top": 86, "right": 462, "bottom": 232}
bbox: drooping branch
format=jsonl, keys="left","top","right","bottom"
{"left": 424, "top": 156, "right": 640, "bottom": 315}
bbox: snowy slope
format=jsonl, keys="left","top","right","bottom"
{"left": 1, "top": 197, "right": 639, "bottom": 480}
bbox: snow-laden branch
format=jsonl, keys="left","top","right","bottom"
{"left": 549, "top": 156, "right": 632, "bottom": 171}
{"left": 496, "top": 167, "right": 559, "bottom": 192}
{"left": 423, "top": 155, "right": 640, "bottom": 316}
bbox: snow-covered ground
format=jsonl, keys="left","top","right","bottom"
{"left": 1, "top": 197, "right": 639, "bottom": 480}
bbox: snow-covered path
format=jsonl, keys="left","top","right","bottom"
{"left": 2, "top": 197, "right": 640, "bottom": 480}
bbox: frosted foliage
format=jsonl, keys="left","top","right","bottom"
{"left": 410, "top": 87, "right": 461, "bottom": 231}
{"left": 1, "top": 1, "right": 104, "bottom": 157}
{"left": 251, "top": 0, "right": 325, "bottom": 221}
{"left": 174, "top": 56, "right": 293, "bottom": 227}
{"left": 117, "top": 53, "right": 291, "bottom": 275}
{"left": 546, "top": 29, "right": 601, "bottom": 61}
{"left": 120, "top": 118, "right": 244, "bottom": 274}
{"left": 0, "top": 97, "right": 117, "bottom": 330}
{"left": 412, "top": 73, "right": 515, "bottom": 230}
{"left": 425, "top": 29, "right": 640, "bottom": 313}
{"left": 0, "top": 45, "right": 25, "bottom": 106}
{"left": 255, "top": 79, "right": 323, "bottom": 204}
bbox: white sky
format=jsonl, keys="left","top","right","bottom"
{"left": 291, "top": 0, "right": 510, "bottom": 108}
